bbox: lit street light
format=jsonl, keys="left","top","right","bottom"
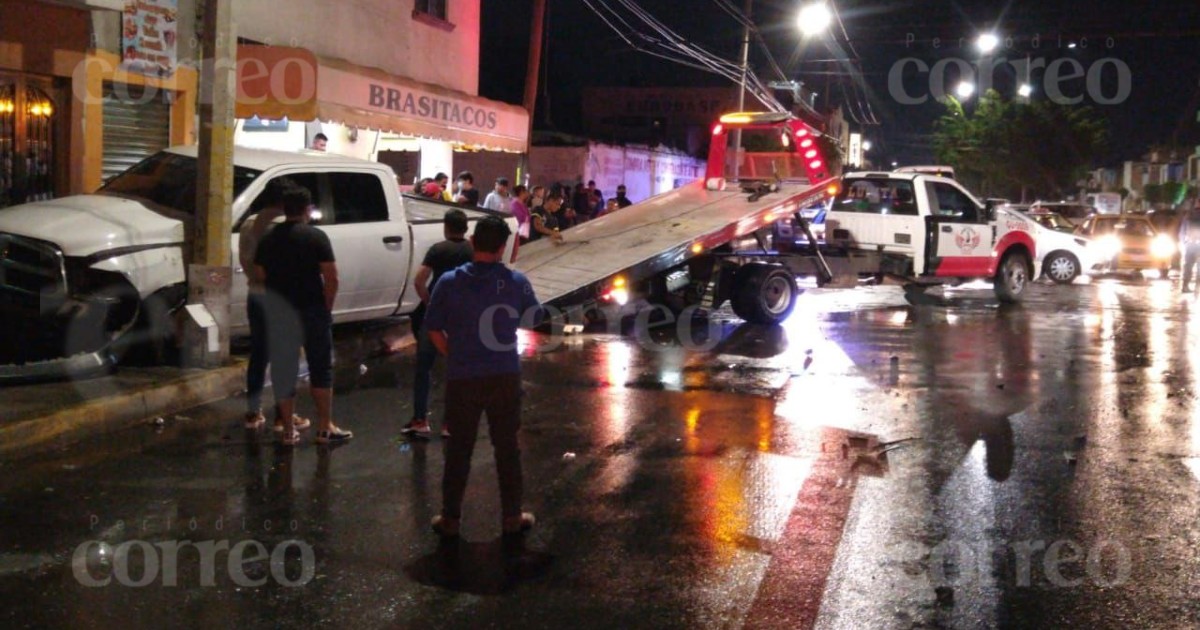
{"left": 976, "top": 33, "right": 1000, "bottom": 54}
{"left": 956, "top": 81, "right": 976, "bottom": 99}
{"left": 862, "top": 140, "right": 872, "bottom": 152}
{"left": 1018, "top": 83, "right": 1034, "bottom": 98}
{"left": 797, "top": 2, "right": 833, "bottom": 37}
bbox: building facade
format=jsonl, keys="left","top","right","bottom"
{"left": 231, "top": 0, "right": 527, "bottom": 186}
{"left": 1, "top": 0, "right": 198, "bottom": 208}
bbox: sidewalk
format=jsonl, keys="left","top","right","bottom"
{"left": 0, "top": 318, "right": 413, "bottom": 460}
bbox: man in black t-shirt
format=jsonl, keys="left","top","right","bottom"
{"left": 403, "top": 209, "right": 475, "bottom": 439}
{"left": 529, "top": 193, "right": 566, "bottom": 243}
{"left": 454, "top": 171, "right": 480, "bottom": 207}
{"left": 254, "top": 185, "right": 352, "bottom": 446}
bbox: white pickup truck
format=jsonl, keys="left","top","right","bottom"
{"left": 0, "top": 147, "right": 514, "bottom": 380}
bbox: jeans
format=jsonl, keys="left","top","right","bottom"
{"left": 411, "top": 326, "right": 439, "bottom": 421}
{"left": 1184, "top": 244, "right": 1200, "bottom": 289}
{"left": 245, "top": 292, "right": 268, "bottom": 413}
{"left": 266, "top": 298, "right": 334, "bottom": 400}
{"left": 441, "top": 373, "right": 523, "bottom": 520}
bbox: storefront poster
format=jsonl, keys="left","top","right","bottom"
{"left": 121, "top": 0, "right": 178, "bottom": 78}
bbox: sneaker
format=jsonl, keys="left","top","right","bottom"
{"left": 502, "top": 512, "right": 536, "bottom": 535}
{"left": 274, "top": 415, "right": 312, "bottom": 432}
{"left": 244, "top": 411, "right": 266, "bottom": 430}
{"left": 402, "top": 419, "right": 432, "bottom": 439}
{"left": 279, "top": 430, "right": 302, "bottom": 446}
{"left": 431, "top": 515, "right": 460, "bottom": 538}
{"left": 315, "top": 427, "right": 354, "bottom": 444}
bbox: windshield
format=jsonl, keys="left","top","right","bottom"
{"left": 1030, "top": 213, "right": 1074, "bottom": 232}
{"left": 724, "top": 127, "right": 811, "bottom": 183}
{"left": 100, "top": 152, "right": 262, "bottom": 215}
{"left": 1093, "top": 218, "right": 1155, "bottom": 237}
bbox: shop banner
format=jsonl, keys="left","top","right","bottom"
{"left": 121, "top": 0, "right": 178, "bottom": 78}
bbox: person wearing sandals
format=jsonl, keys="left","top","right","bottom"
{"left": 239, "top": 177, "right": 311, "bottom": 435}
{"left": 424, "top": 216, "right": 542, "bottom": 538}
{"left": 253, "top": 184, "right": 352, "bottom": 446}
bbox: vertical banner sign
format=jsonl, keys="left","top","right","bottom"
{"left": 121, "top": 0, "right": 179, "bottom": 78}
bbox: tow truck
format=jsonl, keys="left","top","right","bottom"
{"left": 514, "top": 112, "right": 1039, "bottom": 324}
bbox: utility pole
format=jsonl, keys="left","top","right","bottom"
{"left": 190, "top": 0, "right": 236, "bottom": 367}
{"left": 520, "top": 0, "right": 548, "bottom": 186}
{"left": 732, "top": 0, "right": 752, "bottom": 181}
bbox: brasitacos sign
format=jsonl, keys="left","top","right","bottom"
{"left": 366, "top": 83, "right": 499, "bottom": 131}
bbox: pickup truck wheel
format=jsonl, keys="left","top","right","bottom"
{"left": 1043, "top": 251, "right": 1080, "bottom": 285}
{"left": 731, "top": 264, "right": 799, "bottom": 325}
{"left": 994, "top": 252, "right": 1031, "bottom": 303}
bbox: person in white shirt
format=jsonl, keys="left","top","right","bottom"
{"left": 482, "top": 177, "right": 512, "bottom": 212}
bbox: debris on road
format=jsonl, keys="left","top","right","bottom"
{"left": 562, "top": 452, "right": 577, "bottom": 461}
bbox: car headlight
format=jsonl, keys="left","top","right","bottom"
{"left": 1152, "top": 235, "right": 1175, "bottom": 259}
{"left": 1096, "top": 235, "right": 1122, "bottom": 258}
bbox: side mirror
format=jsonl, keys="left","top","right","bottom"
{"left": 984, "top": 200, "right": 997, "bottom": 222}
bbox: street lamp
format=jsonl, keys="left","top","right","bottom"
{"left": 1017, "top": 83, "right": 1034, "bottom": 98}
{"left": 976, "top": 33, "right": 1000, "bottom": 54}
{"left": 797, "top": 2, "right": 833, "bottom": 37}
{"left": 862, "top": 140, "right": 872, "bottom": 152}
{"left": 955, "top": 81, "right": 976, "bottom": 99}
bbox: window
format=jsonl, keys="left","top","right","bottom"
{"left": 834, "top": 178, "right": 918, "bottom": 215}
{"left": 100, "top": 152, "right": 260, "bottom": 216}
{"left": 329, "top": 172, "right": 390, "bottom": 224}
{"left": 926, "top": 182, "right": 981, "bottom": 222}
{"left": 413, "top": 0, "right": 450, "bottom": 25}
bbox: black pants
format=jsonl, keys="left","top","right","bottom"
{"left": 441, "top": 373, "right": 523, "bottom": 520}
{"left": 265, "top": 298, "right": 333, "bottom": 400}
{"left": 246, "top": 292, "right": 269, "bottom": 413}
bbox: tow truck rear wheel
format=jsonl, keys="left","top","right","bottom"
{"left": 731, "top": 263, "right": 799, "bottom": 325}
{"left": 994, "top": 252, "right": 1031, "bottom": 303}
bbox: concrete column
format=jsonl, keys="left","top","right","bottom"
{"left": 191, "top": 0, "right": 236, "bottom": 367}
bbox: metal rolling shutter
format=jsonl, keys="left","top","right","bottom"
{"left": 101, "top": 84, "right": 171, "bottom": 182}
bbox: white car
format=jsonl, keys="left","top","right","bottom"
{"left": 1015, "top": 209, "right": 1096, "bottom": 284}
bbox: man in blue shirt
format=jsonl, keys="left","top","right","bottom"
{"left": 424, "top": 216, "right": 542, "bottom": 538}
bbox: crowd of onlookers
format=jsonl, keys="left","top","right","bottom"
{"left": 411, "top": 171, "right": 635, "bottom": 244}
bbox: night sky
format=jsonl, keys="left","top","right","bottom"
{"left": 480, "top": 0, "right": 1200, "bottom": 166}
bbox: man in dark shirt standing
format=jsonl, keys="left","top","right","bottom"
{"left": 425, "top": 216, "right": 542, "bottom": 538}
{"left": 402, "top": 209, "right": 474, "bottom": 439}
{"left": 454, "top": 171, "right": 480, "bottom": 207}
{"left": 254, "top": 185, "right": 352, "bottom": 446}
{"left": 614, "top": 185, "right": 633, "bottom": 209}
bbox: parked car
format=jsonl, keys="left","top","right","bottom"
{"left": 1023, "top": 209, "right": 1078, "bottom": 234}
{"left": 771, "top": 201, "right": 827, "bottom": 250}
{"left": 1014, "top": 210, "right": 1096, "bottom": 284}
{"left": 1030, "top": 201, "right": 1096, "bottom": 227}
{"left": 1075, "top": 214, "right": 1174, "bottom": 278}
{"left": 0, "top": 147, "right": 517, "bottom": 381}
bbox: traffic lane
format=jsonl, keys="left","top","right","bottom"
{"left": 0, "top": 308, "right": 854, "bottom": 629}
{"left": 809, "top": 277, "right": 1200, "bottom": 629}
{"left": 0, "top": 276, "right": 1197, "bottom": 628}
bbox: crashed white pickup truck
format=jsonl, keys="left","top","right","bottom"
{"left": 0, "top": 147, "right": 514, "bottom": 381}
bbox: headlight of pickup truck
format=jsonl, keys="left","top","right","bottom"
{"left": 1151, "top": 235, "right": 1175, "bottom": 259}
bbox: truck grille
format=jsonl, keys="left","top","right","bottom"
{"left": 1123, "top": 247, "right": 1147, "bottom": 255}
{"left": 0, "top": 234, "right": 66, "bottom": 297}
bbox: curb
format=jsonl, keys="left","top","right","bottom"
{"left": 0, "top": 361, "right": 247, "bottom": 461}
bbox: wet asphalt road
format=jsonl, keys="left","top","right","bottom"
{"left": 3, "top": 274, "right": 1200, "bottom": 629}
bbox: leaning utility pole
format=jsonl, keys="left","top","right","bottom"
{"left": 190, "top": 0, "right": 236, "bottom": 367}
{"left": 520, "top": 0, "right": 547, "bottom": 186}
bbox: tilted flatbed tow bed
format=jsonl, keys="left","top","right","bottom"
{"left": 514, "top": 176, "right": 836, "bottom": 312}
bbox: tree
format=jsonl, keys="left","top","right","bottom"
{"left": 932, "top": 90, "right": 1108, "bottom": 200}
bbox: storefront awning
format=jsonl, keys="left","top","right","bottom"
{"left": 237, "top": 47, "right": 529, "bottom": 153}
